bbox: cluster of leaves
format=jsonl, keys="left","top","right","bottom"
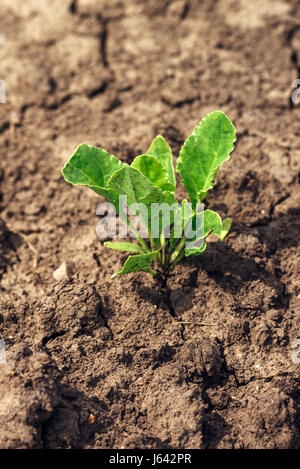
{"left": 62, "top": 111, "right": 236, "bottom": 277}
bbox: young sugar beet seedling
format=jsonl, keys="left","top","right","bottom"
{"left": 62, "top": 110, "right": 236, "bottom": 278}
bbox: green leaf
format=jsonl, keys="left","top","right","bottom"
{"left": 220, "top": 217, "right": 232, "bottom": 241}
{"left": 112, "top": 251, "right": 158, "bottom": 278}
{"left": 185, "top": 241, "right": 207, "bottom": 257}
{"left": 184, "top": 211, "right": 231, "bottom": 257}
{"left": 131, "top": 154, "right": 172, "bottom": 191}
{"left": 203, "top": 209, "right": 222, "bottom": 237}
{"left": 107, "top": 165, "right": 176, "bottom": 217}
{"left": 107, "top": 165, "right": 167, "bottom": 207}
{"left": 107, "top": 166, "right": 176, "bottom": 236}
{"left": 104, "top": 241, "right": 147, "bottom": 254}
{"left": 147, "top": 136, "right": 176, "bottom": 190}
{"left": 176, "top": 111, "right": 236, "bottom": 204}
{"left": 184, "top": 209, "right": 222, "bottom": 255}
{"left": 61, "top": 144, "right": 123, "bottom": 204}
{"left": 170, "top": 199, "right": 191, "bottom": 249}
{"left": 62, "top": 144, "right": 123, "bottom": 188}
{"left": 184, "top": 209, "right": 222, "bottom": 242}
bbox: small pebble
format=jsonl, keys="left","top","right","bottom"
{"left": 53, "top": 261, "right": 74, "bottom": 281}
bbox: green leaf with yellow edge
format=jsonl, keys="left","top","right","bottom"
{"left": 62, "top": 143, "right": 123, "bottom": 189}
{"left": 131, "top": 154, "right": 172, "bottom": 191}
{"left": 61, "top": 143, "right": 123, "bottom": 206}
{"left": 147, "top": 135, "right": 176, "bottom": 190}
{"left": 220, "top": 217, "right": 232, "bottom": 241}
{"left": 184, "top": 209, "right": 222, "bottom": 256}
{"left": 176, "top": 111, "right": 236, "bottom": 204}
{"left": 107, "top": 165, "right": 167, "bottom": 207}
{"left": 104, "top": 241, "right": 147, "bottom": 254}
{"left": 185, "top": 241, "right": 207, "bottom": 257}
{"left": 111, "top": 251, "right": 158, "bottom": 278}
{"left": 107, "top": 165, "right": 176, "bottom": 234}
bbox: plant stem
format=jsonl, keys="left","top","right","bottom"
{"left": 160, "top": 231, "right": 166, "bottom": 266}
{"left": 169, "top": 235, "right": 186, "bottom": 265}
{"left": 122, "top": 214, "right": 148, "bottom": 251}
{"left": 149, "top": 235, "right": 157, "bottom": 251}
{"left": 169, "top": 250, "right": 185, "bottom": 271}
{"left": 121, "top": 214, "right": 149, "bottom": 252}
{"left": 137, "top": 235, "right": 148, "bottom": 252}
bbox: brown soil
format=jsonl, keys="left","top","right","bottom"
{"left": 0, "top": 0, "right": 299, "bottom": 449}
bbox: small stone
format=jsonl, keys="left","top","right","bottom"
{"left": 53, "top": 261, "right": 75, "bottom": 281}
{"left": 10, "top": 110, "right": 20, "bottom": 125}
{"left": 88, "top": 414, "right": 95, "bottom": 425}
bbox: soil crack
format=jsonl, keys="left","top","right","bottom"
{"left": 97, "top": 14, "right": 109, "bottom": 68}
